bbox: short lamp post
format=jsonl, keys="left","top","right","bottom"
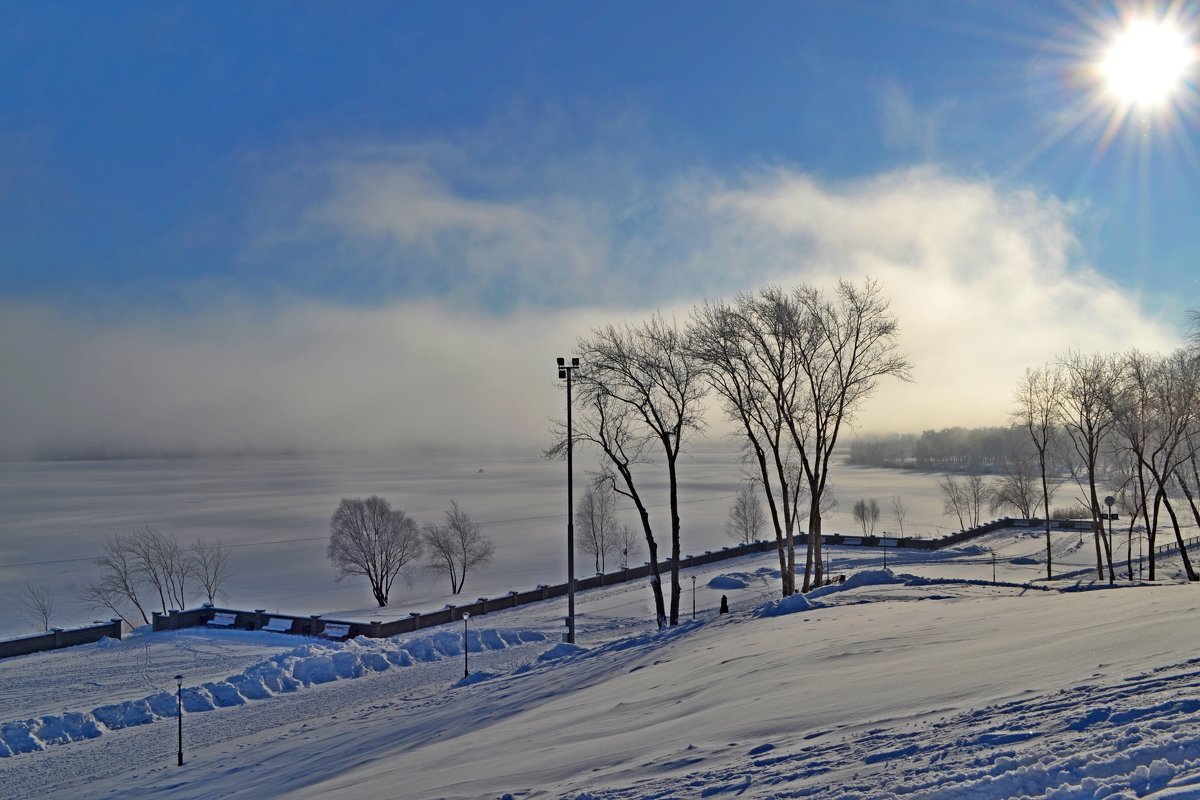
{"left": 557, "top": 356, "right": 580, "bottom": 644}
{"left": 462, "top": 612, "right": 470, "bottom": 678}
{"left": 175, "top": 674, "right": 184, "bottom": 767}
{"left": 691, "top": 575, "right": 696, "bottom": 621}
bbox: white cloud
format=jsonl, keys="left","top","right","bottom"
{"left": 705, "top": 166, "right": 1177, "bottom": 430}
{"left": 256, "top": 142, "right": 613, "bottom": 307}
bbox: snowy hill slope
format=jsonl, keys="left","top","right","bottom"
{"left": 3, "top": 530, "right": 1200, "bottom": 799}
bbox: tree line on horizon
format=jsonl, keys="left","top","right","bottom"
{"left": 848, "top": 426, "right": 1030, "bottom": 471}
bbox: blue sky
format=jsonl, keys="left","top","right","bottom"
{"left": 0, "top": 1, "right": 1195, "bottom": 456}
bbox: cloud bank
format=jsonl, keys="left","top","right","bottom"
{"left": 0, "top": 152, "right": 1181, "bottom": 460}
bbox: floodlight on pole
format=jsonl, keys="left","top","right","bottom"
{"left": 557, "top": 356, "right": 580, "bottom": 644}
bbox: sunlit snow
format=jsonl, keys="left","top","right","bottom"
{"left": 3, "top": 523, "right": 1200, "bottom": 799}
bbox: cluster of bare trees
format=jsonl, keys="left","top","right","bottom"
{"left": 553, "top": 277, "right": 910, "bottom": 626}
{"left": 690, "top": 279, "right": 911, "bottom": 598}
{"left": 938, "top": 474, "right": 992, "bottom": 531}
{"left": 575, "top": 485, "right": 641, "bottom": 572}
{"left": 852, "top": 498, "right": 881, "bottom": 537}
{"left": 1010, "top": 331, "right": 1200, "bottom": 583}
{"left": 327, "top": 495, "right": 494, "bottom": 606}
{"left": 82, "top": 526, "right": 233, "bottom": 628}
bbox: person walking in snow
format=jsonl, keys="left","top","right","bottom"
{"left": 719, "top": 595, "right": 729, "bottom": 614}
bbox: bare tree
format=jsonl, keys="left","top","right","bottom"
{"left": 123, "top": 525, "right": 190, "bottom": 614}
{"left": 852, "top": 498, "right": 880, "bottom": 537}
{"left": 1152, "top": 350, "right": 1200, "bottom": 581}
{"left": 988, "top": 451, "right": 1043, "bottom": 519}
{"left": 965, "top": 473, "right": 989, "bottom": 528}
{"left": 940, "top": 474, "right": 985, "bottom": 531}
{"left": 726, "top": 483, "right": 766, "bottom": 544}
{"left": 573, "top": 315, "right": 707, "bottom": 627}
{"left": 1109, "top": 350, "right": 1163, "bottom": 578}
{"left": 615, "top": 522, "right": 640, "bottom": 569}
{"left": 1109, "top": 349, "right": 1200, "bottom": 581}
{"left": 889, "top": 495, "right": 908, "bottom": 538}
{"left": 784, "top": 279, "right": 912, "bottom": 591}
{"left": 424, "top": 500, "right": 494, "bottom": 594}
{"left": 1115, "top": 480, "right": 1145, "bottom": 581}
{"left": 1013, "top": 365, "right": 1063, "bottom": 580}
{"left": 1057, "top": 351, "right": 1119, "bottom": 581}
{"left": 550, "top": 391, "right": 667, "bottom": 625}
{"left": 691, "top": 291, "right": 804, "bottom": 595}
{"left": 327, "top": 495, "right": 423, "bottom": 607}
{"left": 21, "top": 582, "right": 55, "bottom": 631}
{"left": 191, "top": 538, "right": 234, "bottom": 605}
{"left": 941, "top": 474, "right": 967, "bottom": 530}
{"left": 577, "top": 484, "right": 619, "bottom": 573}
{"left": 82, "top": 532, "right": 151, "bottom": 627}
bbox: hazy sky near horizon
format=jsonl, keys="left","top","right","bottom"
{"left": 1, "top": 2, "right": 1196, "bottom": 459}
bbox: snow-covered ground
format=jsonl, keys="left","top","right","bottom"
{"left": 3, "top": 526, "right": 1200, "bottom": 799}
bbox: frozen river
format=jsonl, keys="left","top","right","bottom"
{"left": 0, "top": 443, "right": 966, "bottom": 638}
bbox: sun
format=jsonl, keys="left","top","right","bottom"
{"left": 1099, "top": 17, "right": 1194, "bottom": 110}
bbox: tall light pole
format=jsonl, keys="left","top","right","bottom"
{"left": 557, "top": 356, "right": 580, "bottom": 644}
{"left": 175, "top": 674, "right": 183, "bottom": 767}
{"left": 462, "top": 612, "right": 470, "bottom": 678}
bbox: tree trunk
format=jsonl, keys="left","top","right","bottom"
{"left": 667, "top": 452, "right": 682, "bottom": 626}
{"left": 1040, "top": 449, "right": 1052, "bottom": 581}
{"left": 641, "top": 508, "right": 667, "bottom": 628}
{"left": 753, "top": 442, "right": 791, "bottom": 596}
{"left": 1161, "top": 493, "right": 1199, "bottom": 581}
{"left": 1142, "top": 472, "right": 1158, "bottom": 581}
{"left": 1088, "top": 476, "right": 1105, "bottom": 581}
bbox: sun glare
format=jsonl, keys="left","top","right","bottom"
{"left": 1100, "top": 18, "right": 1193, "bottom": 109}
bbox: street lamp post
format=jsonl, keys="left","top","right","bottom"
{"left": 691, "top": 575, "right": 696, "bottom": 620}
{"left": 557, "top": 356, "right": 580, "bottom": 645}
{"left": 462, "top": 612, "right": 470, "bottom": 678}
{"left": 175, "top": 674, "right": 183, "bottom": 767}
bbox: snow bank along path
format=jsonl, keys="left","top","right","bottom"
{"left": 0, "top": 627, "right": 546, "bottom": 758}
